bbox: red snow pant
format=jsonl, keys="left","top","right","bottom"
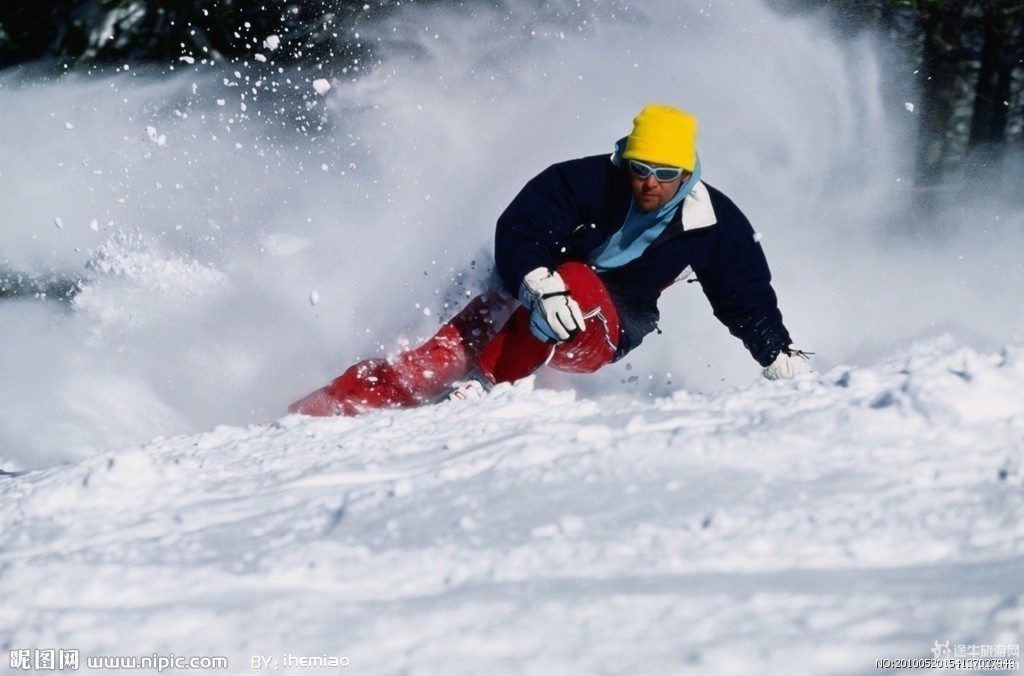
{"left": 288, "top": 262, "right": 620, "bottom": 416}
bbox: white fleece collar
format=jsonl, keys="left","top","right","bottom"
{"left": 681, "top": 181, "right": 717, "bottom": 231}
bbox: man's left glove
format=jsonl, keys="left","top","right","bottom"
{"left": 519, "top": 267, "right": 585, "bottom": 343}
{"left": 763, "top": 346, "right": 814, "bottom": 380}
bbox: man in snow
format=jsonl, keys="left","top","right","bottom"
{"left": 290, "top": 103, "right": 811, "bottom": 416}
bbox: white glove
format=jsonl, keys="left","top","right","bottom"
{"left": 519, "top": 267, "right": 585, "bottom": 343}
{"left": 763, "top": 346, "right": 814, "bottom": 380}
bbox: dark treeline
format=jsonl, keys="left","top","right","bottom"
{"left": 0, "top": 1, "right": 426, "bottom": 71}
{"left": 1, "top": 0, "right": 1022, "bottom": 187}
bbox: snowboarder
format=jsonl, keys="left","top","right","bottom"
{"left": 290, "top": 103, "right": 812, "bottom": 416}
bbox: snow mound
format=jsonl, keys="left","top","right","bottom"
{"left": 2, "top": 337, "right": 1022, "bottom": 673}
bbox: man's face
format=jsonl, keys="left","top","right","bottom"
{"left": 628, "top": 161, "right": 688, "bottom": 213}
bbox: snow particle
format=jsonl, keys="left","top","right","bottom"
{"left": 905, "top": 102, "right": 915, "bottom": 113}
{"left": 145, "top": 126, "right": 167, "bottom": 146}
{"left": 309, "top": 291, "right": 320, "bottom": 306}
{"left": 312, "top": 78, "right": 332, "bottom": 95}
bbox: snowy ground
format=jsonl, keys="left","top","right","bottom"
{"left": 2, "top": 337, "right": 1023, "bottom": 674}
{"left": 2, "top": 0, "right": 1023, "bottom": 673}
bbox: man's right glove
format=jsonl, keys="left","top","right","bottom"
{"left": 519, "top": 267, "right": 585, "bottom": 343}
{"left": 763, "top": 346, "right": 814, "bottom": 380}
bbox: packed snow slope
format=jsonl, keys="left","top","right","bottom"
{"left": 1, "top": 0, "right": 1023, "bottom": 673}
{"left": 2, "top": 338, "right": 1024, "bottom": 674}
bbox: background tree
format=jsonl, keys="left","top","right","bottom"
{"left": 968, "top": 2, "right": 1022, "bottom": 162}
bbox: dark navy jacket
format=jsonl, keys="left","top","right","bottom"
{"left": 494, "top": 153, "right": 792, "bottom": 367}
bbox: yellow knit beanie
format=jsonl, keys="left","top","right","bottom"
{"left": 622, "top": 104, "right": 698, "bottom": 172}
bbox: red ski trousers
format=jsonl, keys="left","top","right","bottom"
{"left": 289, "top": 262, "right": 619, "bottom": 415}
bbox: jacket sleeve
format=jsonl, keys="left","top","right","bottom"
{"left": 694, "top": 193, "right": 792, "bottom": 367}
{"left": 494, "top": 156, "right": 612, "bottom": 297}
